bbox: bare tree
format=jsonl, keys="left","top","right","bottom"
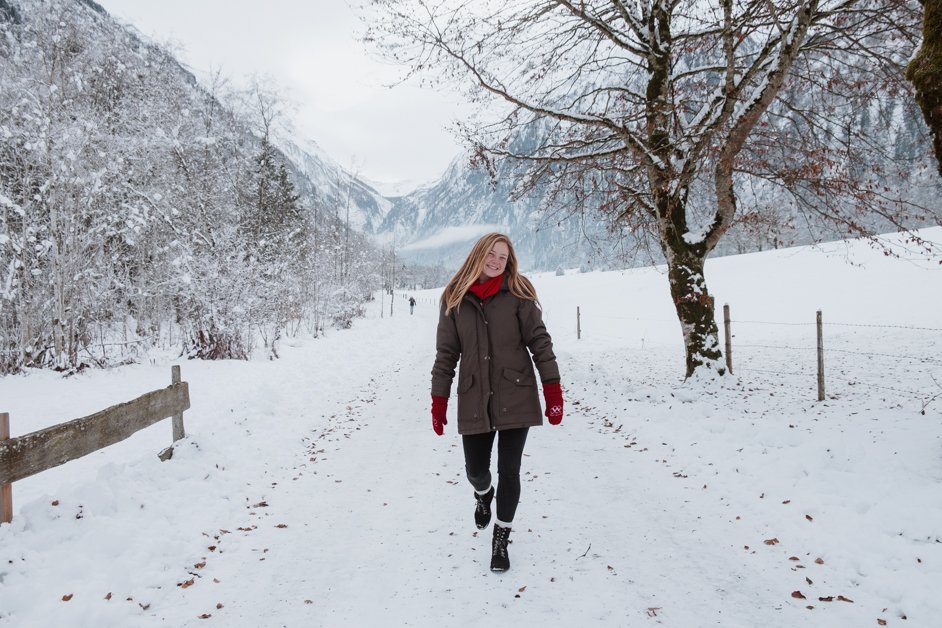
{"left": 908, "top": 0, "right": 942, "bottom": 175}
{"left": 369, "top": 0, "right": 931, "bottom": 377}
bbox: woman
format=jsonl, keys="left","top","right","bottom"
{"left": 430, "top": 232, "right": 563, "bottom": 573}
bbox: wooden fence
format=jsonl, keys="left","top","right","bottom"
{"left": 0, "top": 366, "right": 189, "bottom": 524}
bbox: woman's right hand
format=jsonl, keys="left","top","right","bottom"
{"left": 431, "top": 396, "right": 448, "bottom": 435}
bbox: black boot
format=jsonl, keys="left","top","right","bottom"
{"left": 474, "top": 487, "right": 494, "bottom": 529}
{"left": 490, "top": 524, "right": 511, "bottom": 572}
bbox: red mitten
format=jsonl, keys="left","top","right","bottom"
{"left": 431, "top": 396, "right": 448, "bottom": 435}
{"left": 543, "top": 382, "right": 563, "bottom": 425}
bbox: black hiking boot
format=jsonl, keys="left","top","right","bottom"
{"left": 474, "top": 487, "right": 494, "bottom": 529}
{"left": 490, "top": 524, "right": 511, "bottom": 572}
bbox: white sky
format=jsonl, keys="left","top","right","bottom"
{"left": 94, "top": 0, "right": 472, "bottom": 188}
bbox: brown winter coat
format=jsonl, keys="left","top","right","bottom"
{"left": 431, "top": 277, "right": 560, "bottom": 435}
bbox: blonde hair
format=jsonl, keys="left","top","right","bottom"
{"left": 440, "top": 233, "right": 538, "bottom": 316}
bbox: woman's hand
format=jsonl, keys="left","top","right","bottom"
{"left": 542, "top": 382, "right": 564, "bottom": 425}
{"left": 431, "top": 396, "right": 448, "bottom": 435}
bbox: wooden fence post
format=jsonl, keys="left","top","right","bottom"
{"left": 723, "top": 303, "right": 733, "bottom": 374}
{"left": 1, "top": 412, "right": 11, "bottom": 524}
{"left": 171, "top": 365, "right": 185, "bottom": 441}
{"left": 817, "top": 310, "right": 825, "bottom": 401}
{"left": 577, "top": 306, "right": 581, "bottom": 340}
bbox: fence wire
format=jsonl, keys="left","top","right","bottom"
{"left": 574, "top": 306, "right": 941, "bottom": 406}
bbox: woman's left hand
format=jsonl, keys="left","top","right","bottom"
{"left": 542, "top": 382, "right": 564, "bottom": 425}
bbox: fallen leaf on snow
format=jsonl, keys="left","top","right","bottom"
{"left": 837, "top": 595, "right": 854, "bottom": 603}
{"left": 791, "top": 591, "right": 806, "bottom": 599}
{"left": 764, "top": 538, "right": 780, "bottom": 545}
{"left": 62, "top": 594, "right": 73, "bottom": 602}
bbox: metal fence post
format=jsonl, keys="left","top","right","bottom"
{"left": 723, "top": 303, "right": 733, "bottom": 374}
{"left": 817, "top": 310, "right": 825, "bottom": 401}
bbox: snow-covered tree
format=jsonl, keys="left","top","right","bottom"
{"left": 0, "top": 0, "right": 377, "bottom": 372}
{"left": 369, "top": 0, "right": 936, "bottom": 377}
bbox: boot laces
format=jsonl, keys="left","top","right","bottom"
{"left": 494, "top": 527, "right": 510, "bottom": 558}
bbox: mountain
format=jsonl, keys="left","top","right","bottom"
{"left": 274, "top": 135, "right": 394, "bottom": 235}
{"left": 368, "top": 135, "right": 941, "bottom": 274}
{"left": 376, "top": 153, "right": 620, "bottom": 272}
{"left": 17, "top": 0, "right": 933, "bottom": 279}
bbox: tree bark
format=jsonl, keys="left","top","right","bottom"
{"left": 666, "top": 252, "right": 723, "bottom": 378}
{"left": 656, "top": 195, "right": 724, "bottom": 378}
{"left": 644, "top": 5, "right": 723, "bottom": 379}
{"left": 908, "top": 0, "right": 942, "bottom": 177}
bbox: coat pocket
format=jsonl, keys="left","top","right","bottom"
{"left": 501, "top": 368, "right": 534, "bottom": 387}
{"left": 497, "top": 367, "right": 539, "bottom": 417}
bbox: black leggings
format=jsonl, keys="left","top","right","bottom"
{"left": 462, "top": 427, "right": 529, "bottom": 524}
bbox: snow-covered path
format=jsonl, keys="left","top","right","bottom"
{"left": 159, "top": 302, "right": 773, "bottom": 628}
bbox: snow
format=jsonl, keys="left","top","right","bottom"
{"left": 1, "top": 228, "right": 941, "bottom": 627}
{"left": 400, "top": 224, "right": 508, "bottom": 252}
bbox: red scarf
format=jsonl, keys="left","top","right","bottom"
{"left": 467, "top": 273, "right": 503, "bottom": 301}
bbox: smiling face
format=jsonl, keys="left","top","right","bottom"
{"left": 479, "top": 240, "right": 509, "bottom": 281}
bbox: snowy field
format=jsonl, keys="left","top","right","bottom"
{"left": 1, "top": 228, "right": 940, "bottom": 627}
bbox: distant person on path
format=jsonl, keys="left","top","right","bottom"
{"left": 409, "top": 296, "right": 416, "bottom": 315}
{"left": 430, "top": 232, "right": 563, "bottom": 573}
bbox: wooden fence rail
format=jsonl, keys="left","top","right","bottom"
{"left": 0, "top": 366, "right": 189, "bottom": 524}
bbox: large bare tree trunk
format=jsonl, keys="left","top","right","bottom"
{"left": 908, "top": 0, "right": 942, "bottom": 176}
{"left": 665, "top": 251, "right": 722, "bottom": 378}
{"left": 644, "top": 5, "right": 725, "bottom": 379}
{"left": 656, "top": 195, "right": 724, "bottom": 377}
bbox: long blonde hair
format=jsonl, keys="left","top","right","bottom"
{"left": 440, "top": 233, "right": 538, "bottom": 316}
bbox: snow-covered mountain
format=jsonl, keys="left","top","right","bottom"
{"left": 274, "top": 135, "right": 393, "bottom": 234}
{"left": 19, "top": 0, "right": 935, "bottom": 277}
{"left": 377, "top": 153, "right": 625, "bottom": 272}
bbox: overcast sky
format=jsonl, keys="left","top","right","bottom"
{"left": 95, "top": 0, "right": 471, "bottom": 189}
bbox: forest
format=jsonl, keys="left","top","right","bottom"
{"left": 0, "top": 0, "right": 447, "bottom": 374}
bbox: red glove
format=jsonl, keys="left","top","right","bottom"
{"left": 431, "top": 396, "right": 448, "bottom": 435}
{"left": 543, "top": 382, "right": 563, "bottom": 425}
